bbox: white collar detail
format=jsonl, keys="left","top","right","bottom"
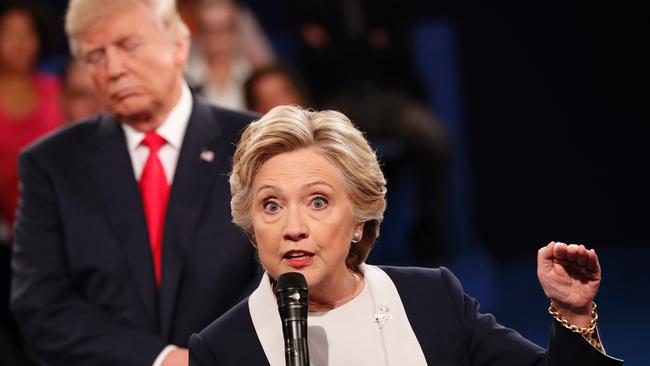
{"left": 248, "top": 264, "right": 427, "bottom": 366}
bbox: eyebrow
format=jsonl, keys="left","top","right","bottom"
{"left": 115, "top": 35, "right": 139, "bottom": 46}
{"left": 255, "top": 180, "right": 334, "bottom": 195}
{"left": 302, "top": 181, "right": 334, "bottom": 190}
{"left": 82, "top": 35, "right": 137, "bottom": 53}
{"left": 255, "top": 184, "right": 280, "bottom": 195}
{"left": 82, "top": 45, "right": 104, "bottom": 57}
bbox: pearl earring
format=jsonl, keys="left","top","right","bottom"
{"left": 352, "top": 232, "right": 360, "bottom": 243}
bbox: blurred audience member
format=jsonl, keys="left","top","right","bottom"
{"left": 0, "top": 2, "right": 61, "bottom": 365}
{"left": 186, "top": 0, "right": 273, "bottom": 110}
{"left": 60, "top": 58, "right": 103, "bottom": 124}
{"left": 244, "top": 62, "right": 310, "bottom": 114}
{"left": 0, "top": 0, "right": 62, "bottom": 239}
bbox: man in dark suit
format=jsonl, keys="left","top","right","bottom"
{"left": 10, "top": 1, "right": 259, "bottom": 365}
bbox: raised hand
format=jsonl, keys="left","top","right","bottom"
{"left": 537, "top": 241, "right": 601, "bottom": 327}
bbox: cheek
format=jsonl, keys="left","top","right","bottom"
{"left": 24, "top": 35, "right": 39, "bottom": 56}
{"left": 255, "top": 240, "right": 282, "bottom": 279}
{"left": 89, "top": 75, "right": 110, "bottom": 98}
{"left": 252, "top": 221, "right": 279, "bottom": 264}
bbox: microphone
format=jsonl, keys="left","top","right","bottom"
{"left": 276, "top": 272, "right": 310, "bottom": 366}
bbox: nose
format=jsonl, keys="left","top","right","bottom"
{"left": 282, "top": 206, "right": 308, "bottom": 243}
{"left": 105, "top": 47, "right": 126, "bottom": 80}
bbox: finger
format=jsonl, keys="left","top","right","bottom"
{"left": 566, "top": 244, "right": 579, "bottom": 262}
{"left": 538, "top": 241, "right": 555, "bottom": 260}
{"left": 576, "top": 244, "right": 588, "bottom": 266}
{"left": 553, "top": 242, "right": 568, "bottom": 260}
{"left": 537, "top": 242, "right": 556, "bottom": 274}
{"left": 587, "top": 249, "right": 600, "bottom": 272}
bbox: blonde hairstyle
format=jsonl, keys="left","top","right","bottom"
{"left": 65, "top": 0, "right": 190, "bottom": 56}
{"left": 230, "top": 105, "right": 387, "bottom": 273}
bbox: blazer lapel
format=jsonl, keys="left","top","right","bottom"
{"left": 86, "top": 114, "right": 157, "bottom": 326}
{"left": 159, "top": 98, "right": 230, "bottom": 339}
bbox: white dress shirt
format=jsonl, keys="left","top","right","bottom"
{"left": 120, "top": 84, "right": 192, "bottom": 366}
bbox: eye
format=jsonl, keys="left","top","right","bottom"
{"left": 262, "top": 200, "right": 281, "bottom": 214}
{"left": 83, "top": 49, "right": 105, "bottom": 65}
{"left": 122, "top": 38, "right": 142, "bottom": 52}
{"left": 311, "top": 196, "right": 328, "bottom": 209}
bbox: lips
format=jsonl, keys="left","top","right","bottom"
{"left": 283, "top": 249, "right": 315, "bottom": 268}
{"left": 111, "top": 87, "right": 138, "bottom": 101}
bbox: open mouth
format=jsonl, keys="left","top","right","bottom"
{"left": 283, "top": 250, "right": 315, "bottom": 268}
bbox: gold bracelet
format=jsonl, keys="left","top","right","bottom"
{"left": 548, "top": 301, "right": 602, "bottom": 350}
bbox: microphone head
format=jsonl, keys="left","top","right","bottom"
{"left": 277, "top": 272, "right": 308, "bottom": 291}
{"left": 276, "top": 272, "right": 308, "bottom": 308}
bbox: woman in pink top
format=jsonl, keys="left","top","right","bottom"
{"left": 0, "top": 1, "right": 63, "bottom": 236}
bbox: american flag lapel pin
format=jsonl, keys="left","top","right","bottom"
{"left": 200, "top": 149, "right": 214, "bottom": 163}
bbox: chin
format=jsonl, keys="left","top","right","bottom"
{"left": 273, "top": 266, "right": 318, "bottom": 286}
{"left": 113, "top": 104, "right": 153, "bottom": 121}
{"left": 297, "top": 269, "right": 322, "bottom": 290}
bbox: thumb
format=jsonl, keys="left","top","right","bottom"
{"left": 537, "top": 241, "right": 556, "bottom": 271}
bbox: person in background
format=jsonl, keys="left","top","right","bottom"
{"left": 11, "top": 0, "right": 259, "bottom": 365}
{"left": 185, "top": 0, "right": 273, "bottom": 110}
{"left": 243, "top": 62, "right": 310, "bottom": 114}
{"left": 0, "top": 2, "right": 62, "bottom": 365}
{"left": 0, "top": 0, "right": 62, "bottom": 239}
{"left": 189, "top": 105, "right": 623, "bottom": 365}
{"left": 60, "top": 58, "right": 103, "bottom": 124}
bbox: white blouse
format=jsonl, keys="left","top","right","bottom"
{"left": 308, "top": 280, "right": 387, "bottom": 365}
{"left": 248, "top": 264, "right": 427, "bottom": 366}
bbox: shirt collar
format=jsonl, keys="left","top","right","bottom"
{"left": 122, "top": 83, "right": 193, "bottom": 151}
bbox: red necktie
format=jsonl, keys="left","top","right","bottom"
{"left": 139, "top": 132, "right": 169, "bottom": 289}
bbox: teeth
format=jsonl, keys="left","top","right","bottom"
{"left": 285, "top": 252, "right": 310, "bottom": 258}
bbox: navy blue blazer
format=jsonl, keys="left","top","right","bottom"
{"left": 11, "top": 97, "right": 261, "bottom": 365}
{"left": 189, "top": 266, "right": 623, "bottom": 365}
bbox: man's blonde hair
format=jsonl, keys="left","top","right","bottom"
{"left": 230, "top": 105, "right": 387, "bottom": 273}
{"left": 66, "top": 0, "right": 189, "bottom": 56}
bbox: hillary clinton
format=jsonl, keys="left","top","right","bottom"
{"left": 189, "top": 105, "right": 622, "bottom": 366}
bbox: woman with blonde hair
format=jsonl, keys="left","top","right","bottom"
{"left": 189, "top": 105, "right": 622, "bottom": 365}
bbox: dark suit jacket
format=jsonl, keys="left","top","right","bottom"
{"left": 189, "top": 266, "right": 623, "bottom": 365}
{"left": 11, "top": 97, "right": 261, "bottom": 366}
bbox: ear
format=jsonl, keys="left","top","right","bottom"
{"left": 173, "top": 35, "right": 190, "bottom": 68}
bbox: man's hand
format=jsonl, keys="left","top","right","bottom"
{"left": 161, "top": 348, "right": 189, "bottom": 366}
{"left": 537, "top": 241, "right": 601, "bottom": 327}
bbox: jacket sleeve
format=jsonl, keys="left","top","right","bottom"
{"left": 439, "top": 267, "right": 623, "bottom": 366}
{"left": 11, "top": 150, "right": 167, "bottom": 366}
{"left": 189, "top": 333, "right": 221, "bottom": 366}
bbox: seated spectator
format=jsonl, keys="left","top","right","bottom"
{"left": 60, "top": 58, "right": 103, "bottom": 124}
{"left": 185, "top": 0, "right": 273, "bottom": 110}
{"left": 244, "top": 62, "right": 310, "bottom": 114}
